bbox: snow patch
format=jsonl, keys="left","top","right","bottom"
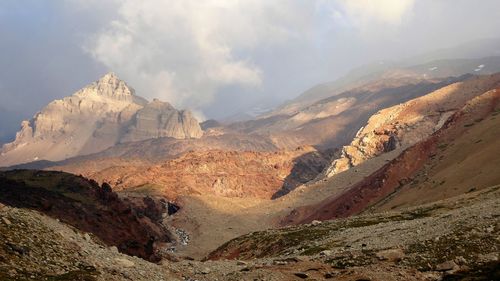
{"left": 474, "top": 64, "right": 485, "bottom": 72}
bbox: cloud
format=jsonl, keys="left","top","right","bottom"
{"left": 337, "top": 0, "right": 415, "bottom": 28}
{"left": 85, "top": 0, "right": 315, "bottom": 109}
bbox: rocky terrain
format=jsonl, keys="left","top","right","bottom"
{"left": 2, "top": 175, "right": 497, "bottom": 280}
{"left": 7, "top": 132, "right": 279, "bottom": 172}
{"left": 203, "top": 185, "right": 500, "bottom": 281}
{"left": 0, "top": 203, "right": 180, "bottom": 281}
{"left": 121, "top": 99, "right": 202, "bottom": 142}
{"left": 0, "top": 73, "right": 202, "bottom": 167}
{"left": 6, "top": 135, "right": 309, "bottom": 200}
{"left": 282, "top": 82, "right": 500, "bottom": 225}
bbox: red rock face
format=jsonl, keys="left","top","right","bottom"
{"left": 0, "top": 170, "right": 173, "bottom": 262}
{"left": 54, "top": 147, "right": 329, "bottom": 200}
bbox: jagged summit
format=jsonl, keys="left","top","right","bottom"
{"left": 74, "top": 72, "right": 147, "bottom": 105}
{"left": 99, "top": 71, "right": 119, "bottom": 81}
{"left": 95, "top": 72, "right": 129, "bottom": 92}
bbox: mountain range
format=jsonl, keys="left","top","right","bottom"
{"left": 1, "top": 50, "right": 499, "bottom": 280}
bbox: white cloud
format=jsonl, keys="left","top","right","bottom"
{"left": 337, "top": 0, "right": 415, "bottom": 28}
{"left": 85, "top": 0, "right": 314, "bottom": 109}
{"left": 84, "top": 0, "right": 419, "bottom": 112}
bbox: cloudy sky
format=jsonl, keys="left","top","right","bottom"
{"left": 1, "top": 0, "right": 500, "bottom": 142}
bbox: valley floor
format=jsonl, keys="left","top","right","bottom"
{"left": 2, "top": 183, "right": 498, "bottom": 280}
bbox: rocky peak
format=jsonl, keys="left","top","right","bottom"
{"left": 76, "top": 72, "right": 146, "bottom": 104}
{"left": 96, "top": 72, "right": 127, "bottom": 88}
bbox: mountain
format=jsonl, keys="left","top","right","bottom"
{"left": 264, "top": 55, "right": 500, "bottom": 119}
{"left": 144, "top": 73, "right": 500, "bottom": 261}
{"left": 121, "top": 99, "right": 203, "bottom": 142}
{"left": 282, "top": 77, "right": 500, "bottom": 224}
{"left": 0, "top": 73, "right": 203, "bottom": 167}
{"left": 230, "top": 75, "right": 466, "bottom": 149}
{"left": 320, "top": 73, "right": 500, "bottom": 177}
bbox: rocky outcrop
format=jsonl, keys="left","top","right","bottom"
{"left": 321, "top": 73, "right": 500, "bottom": 178}
{"left": 0, "top": 73, "right": 202, "bottom": 167}
{"left": 121, "top": 99, "right": 203, "bottom": 142}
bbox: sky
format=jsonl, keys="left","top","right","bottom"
{"left": 1, "top": 0, "right": 500, "bottom": 142}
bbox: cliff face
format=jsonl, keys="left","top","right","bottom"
{"left": 121, "top": 99, "right": 203, "bottom": 142}
{"left": 0, "top": 73, "right": 202, "bottom": 167}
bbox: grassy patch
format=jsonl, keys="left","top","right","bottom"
{"left": 404, "top": 226, "right": 499, "bottom": 271}
{"left": 121, "top": 183, "right": 164, "bottom": 196}
{"left": 325, "top": 250, "right": 375, "bottom": 269}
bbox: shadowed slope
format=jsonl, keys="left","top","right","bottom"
{"left": 0, "top": 170, "right": 174, "bottom": 261}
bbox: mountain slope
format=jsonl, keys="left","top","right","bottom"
{"left": 232, "top": 76, "right": 466, "bottom": 149}
{"left": 0, "top": 170, "right": 175, "bottom": 261}
{"left": 0, "top": 204, "right": 180, "bottom": 280}
{"left": 321, "top": 73, "right": 500, "bottom": 177}
{"left": 282, "top": 83, "right": 500, "bottom": 225}
{"left": 48, "top": 147, "right": 328, "bottom": 200}
{"left": 204, "top": 185, "right": 499, "bottom": 281}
